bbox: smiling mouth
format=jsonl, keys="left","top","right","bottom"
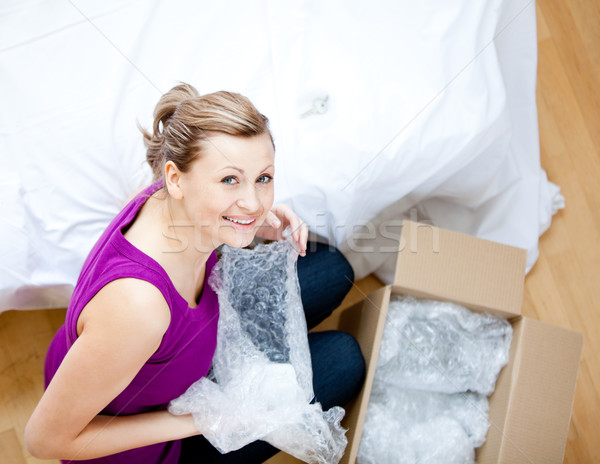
{"left": 223, "top": 216, "right": 256, "bottom": 226}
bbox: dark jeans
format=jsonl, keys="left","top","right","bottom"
{"left": 179, "top": 242, "right": 365, "bottom": 464}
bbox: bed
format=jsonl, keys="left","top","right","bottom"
{"left": 0, "top": 0, "right": 561, "bottom": 312}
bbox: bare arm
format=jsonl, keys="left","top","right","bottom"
{"left": 25, "top": 278, "right": 199, "bottom": 460}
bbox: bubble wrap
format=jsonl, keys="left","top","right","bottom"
{"left": 357, "top": 296, "right": 512, "bottom": 464}
{"left": 357, "top": 383, "right": 489, "bottom": 464}
{"left": 376, "top": 296, "right": 513, "bottom": 395}
{"left": 168, "top": 237, "right": 347, "bottom": 463}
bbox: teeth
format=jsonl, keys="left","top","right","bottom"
{"left": 225, "top": 216, "right": 254, "bottom": 225}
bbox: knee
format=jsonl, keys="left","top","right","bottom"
{"left": 334, "top": 331, "right": 365, "bottom": 386}
{"left": 315, "top": 245, "right": 354, "bottom": 308}
{"left": 310, "top": 331, "right": 366, "bottom": 410}
{"left": 298, "top": 243, "right": 355, "bottom": 327}
{"left": 316, "top": 243, "right": 355, "bottom": 295}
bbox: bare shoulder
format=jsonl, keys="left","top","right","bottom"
{"left": 77, "top": 278, "right": 171, "bottom": 347}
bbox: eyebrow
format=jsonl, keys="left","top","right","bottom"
{"left": 219, "top": 164, "right": 274, "bottom": 174}
{"left": 219, "top": 166, "right": 244, "bottom": 174}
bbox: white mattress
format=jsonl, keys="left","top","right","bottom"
{"left": 0, "top": 0, "right": 562, "bottom": 311}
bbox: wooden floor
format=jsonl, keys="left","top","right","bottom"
{"left": 530, "top": 0, "right": 600, "bottom": 462}
{"left": 1, "top": 1, "right": 599, "bottom": 462}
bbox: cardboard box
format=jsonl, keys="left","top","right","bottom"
{"left": 334, "top": 220, "right": 583, "bottom": 464}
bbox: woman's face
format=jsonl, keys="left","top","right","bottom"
{"left": 177, "top": 132, "right": 275, "bottom": 251}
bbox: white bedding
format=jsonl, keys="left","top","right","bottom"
{"left": 0, "top": 0, "right": 561, "bottom": 312}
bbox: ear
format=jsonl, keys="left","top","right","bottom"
{"left": 164, "top": 161, "right": 184, "bottom": 200}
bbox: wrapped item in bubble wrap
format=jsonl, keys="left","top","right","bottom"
{"left": 357, "top": 382, "right": 489, "bottom": 464}
{"left": 376, "top": 295, "right": 513, "bottom": 395}
{"left": 168, "top": 236, "right": 347, "bottom": 464}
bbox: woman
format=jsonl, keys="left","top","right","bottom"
{"left": 25, "top": 83, "right": 365, "bottom": 463}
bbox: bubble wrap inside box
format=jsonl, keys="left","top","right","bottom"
{"left": 357, "top": 296, "right": 512, "bottom": 464}
{"left": 169, "top": 239, "right": 347, "bottom": 464}
{"left": 376, "top": 296, "right": 513, "bottom": 396}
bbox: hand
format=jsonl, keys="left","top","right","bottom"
{"left": 256, "top": 204, "right": 308, "bottom": 256}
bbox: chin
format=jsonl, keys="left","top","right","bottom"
{"left": 223, "top": 232, "right": 256, "bottom": 249}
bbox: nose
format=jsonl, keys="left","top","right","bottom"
{"left": 236, "top": 183, "right": 261, "bottom": 212}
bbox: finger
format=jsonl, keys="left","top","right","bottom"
{"left": 292, "top": 217, "right": 302, "bottom": 243}
{"left": 270, "top": 204, "right": 306, "bottom": 252}
{"left": 289, "top": 219, "right": 306, "bottom": 255}
{"left": 299, "top": 223, "right": 309, "bottom": 256}
{"left": 265, "top": 210, "right": 281, "bottom": 229}
{"left": 274, "top": 205, "right": 298, "bottom": 237}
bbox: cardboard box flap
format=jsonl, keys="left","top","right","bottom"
{"left": 337, "top": 286, "right": 391, "bottom": 464}
{"left": 478, "top": 317, "right": 583, "bottom": 463}
{"left": 394, "top": 221, "right": 527, "bottom": 317}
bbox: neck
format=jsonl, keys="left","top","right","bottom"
{"left": 157, "top": 194, "right": 215, "bottom": 274}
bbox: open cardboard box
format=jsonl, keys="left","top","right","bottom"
{"left": 276, "top": 220, "right": 583, "bottom": 464}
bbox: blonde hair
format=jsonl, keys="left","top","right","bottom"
{"left": 139, "top": 83, "right": 273, "bottom": 182}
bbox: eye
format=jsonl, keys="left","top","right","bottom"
{"left": 257, "top": 174, "right": 273, "bottom": 184}
{"left": 221, "top": 176, "right": 238, "bottom": 185}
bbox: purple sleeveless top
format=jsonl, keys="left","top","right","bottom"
{"left": 44, "top": 181, "right": 219, "bottom": 464}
